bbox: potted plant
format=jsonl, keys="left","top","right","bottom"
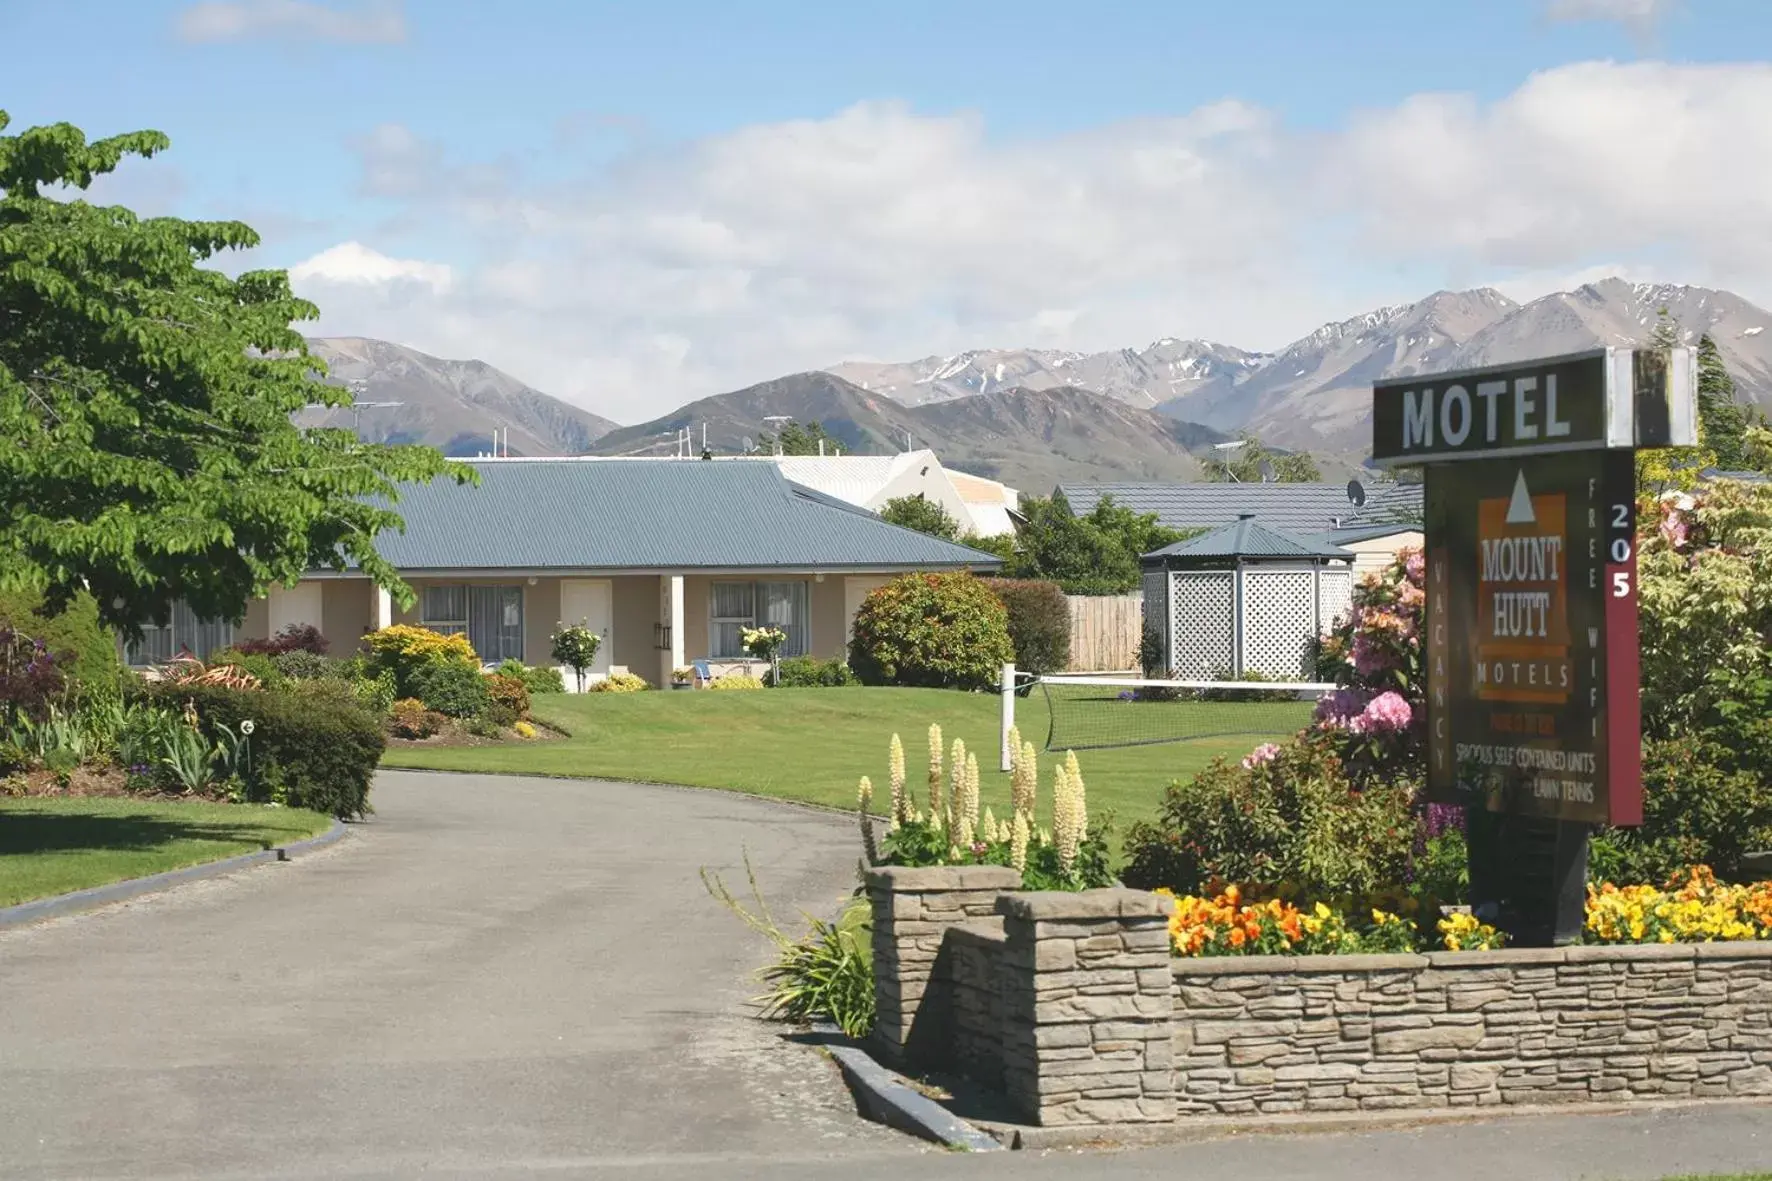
{"left": 671, "top": 666, "right": 695, "bottom": 691}
{"left": 740, "top": 625, "right": 787, "bottom": 685}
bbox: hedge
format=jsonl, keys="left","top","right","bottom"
{"left": 980, "top": 577, "right": 1071, "bottom": 675}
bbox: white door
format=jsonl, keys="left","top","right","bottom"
{"left": 557, "top": 579, "right": 613, "bottom": 688}
{"left": 844, "top": 576, "right": 891, "bottom": 649}
{"left": 268, "top": 581, "right": 324, "bottom": 638}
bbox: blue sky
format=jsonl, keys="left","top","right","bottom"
{"left": 5, "top": 0, "right": 1769, "bottom": 421}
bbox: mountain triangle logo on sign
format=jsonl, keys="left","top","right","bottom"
{"left": 1475, "top": 470, "right": 1571, "bottom": 706}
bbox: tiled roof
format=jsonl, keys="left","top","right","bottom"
{"left": 370, "top": 459, "right": 1002, "bottom": 572}
{"left": 1144, "top": 517, "right": 1354, "bottom": 561}
{"left": 1058, "top": 481, "right": 1423, "bottom": 534}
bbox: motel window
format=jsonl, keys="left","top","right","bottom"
{"left": 421, "top": 585, "right": 524, "bottom": 664}
{"left": 709, "top": 580, "right": 809, "bottom": 660}
{"left": 124, "top": 601, "right": 235, "bottom": 666}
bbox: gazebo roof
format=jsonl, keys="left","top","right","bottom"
{"left": 1144, "top": 515, "right": 1353, "bottom": 562}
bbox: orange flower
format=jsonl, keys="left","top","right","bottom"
{"left": 1228, "top": 928, "right": 1246, "bottom": 948}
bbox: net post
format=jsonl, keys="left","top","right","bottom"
{"left": 1000, "top": 662, "right": 1015, "bottom": 772}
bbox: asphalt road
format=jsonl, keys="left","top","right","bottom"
{"left": 3, "top": 769, "right": 1768, "bottom": 1180}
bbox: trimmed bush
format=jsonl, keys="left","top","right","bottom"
{"left": 848, "top": 572, "right": 1015, "bottom": 690}
{"left": 389, "top": 697, "right": 444, "bottom": 739}
{"left": 484, "top": 672, "right": 531, "bottom": 720}
{"left": 234, "top": 622, "right": 329, "bottom": 657}
{"left": 495, "top": 658, "right": 564, "bottom": 694}
{"left": 588, "top": 672, "right": 650, "bottom": 693}
{"left": 138, "top": 681, "right": 383, "bottom": 818}
{"left": 707, "top": 673, "right": 764, "bottom": 691}
{"left": 365, "top": 625, "right": 478, "bottom": 698}
{"left": 212, "top": 648, "right": 284, "bottom": 688}
{"left": 1121, "top": 729, "right": 1416, "bottom": 901}
{"left": 769, "top": 656, "right": 858, "bottom": 687}
{"left": 0, "top": 590, "right": 123, "bottom": 702}
{"left": 980, "top": 577, "right": 1071, "bottom": 675}
{"left": 272, "top": 650, "right": 334, "bottom": 682}
{"left": 407, "top": 660, "right": 491, "bottom": 718}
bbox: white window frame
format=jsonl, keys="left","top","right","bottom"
{"left": 708, "top": 579, "right": 809, "bottom": 660}
{"left": 420, "top": 584, "right": 524, "bottom": 664}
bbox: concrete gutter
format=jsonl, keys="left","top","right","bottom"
{"left": 0, "top": 817, "right": 349, "bottom": 931}
{"left": 809, "top": 1021, "right": 1002, "bottom": 1152}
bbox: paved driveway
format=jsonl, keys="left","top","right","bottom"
{"left": 0, "top": 770, "right": 916, "bottom": 1178}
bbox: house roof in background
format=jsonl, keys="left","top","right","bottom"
{"left": 370, "top": 459, "right": 1002, "bottom": 572}
{"left": 948, "top": 469, "right": 1017, "bottom": 506}
{"left": 770, "top": 451, "right": 931, "bottom": 507}
{"left": 1144, "top": 517, "right": 1355, "bottom": 562}
{"left": 1058, "top": 481, "right": 1423, "bottom": 534}
{"left": 1322, "top": 522, "right": 1424, "bottom": 546}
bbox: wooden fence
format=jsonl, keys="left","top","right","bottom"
{"left": 1065, "top": 594, "right": 1141, "bottom": 672}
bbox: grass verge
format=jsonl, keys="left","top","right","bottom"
{"left": 0, "top": 798, "right": 334, "bottom": 908}
{"left": 381, "top": 686, "right": 1278, "bottom": 832}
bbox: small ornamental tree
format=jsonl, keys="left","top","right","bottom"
{"left": 740, "top": 624, "right": 787, "bottom": 683}
{"left": 848, "top": 572, "right": 1014, "bottom": 690}
{"left": 981, "top": 577, "right": 1072, "bottom": 675}
{"left": 550, "top": 621, "right": 601, "bottom": 692}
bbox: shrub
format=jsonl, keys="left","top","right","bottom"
{"left": 513, "top": 720, "right": 537, "bottom": 739}
{"left": 407, "top": 660, "right": 492, "bottom": 718}
{"left": 365, "top": 625, "right": 478, "bottom": 698}
{"left": 981, "top": 578, "right": 1071, "bottom": 675}
{"left": 496, "top": 658, "right": 564, "bottom": 694}
{"left": 234, "top": 622, "right": 329, "bottom": 657}
{"left": 0, "top": 622, "right": 71, "bottom": 726}
{"left": 271, "top": 650, "right": 335, "bottom": 682}
{"left": 768, "top": 656, "right": 857, "bottom": 687}
{"left": 706, "top": 673, "right": 763, "bottom": 691}
{"left": 1589, "top": 736, "right": 1772, "bottom": 886}
{"left": 0, "top": 590, "right": 122, "bottom": 704}
{"left": 388, "top": 697, "right": 444, "bottom": 739}
{"left": 588, "top": 672, "right": 650, "bottom": 693}
{"left": 1121, "top": 729, "right": 1416, "bottom": 900}
{"left": 138, "top": 681, "right": 383, "bottom": 817}
{"left": 848, "top": 572, "right": 1014, "bottom": 690}
{"left": 351, "top": 668, "right": 398, "bottom": 718}
{"left": 484, "top": 672, "right": 531, "bottom": 720}
{"left": 211, "top": 648, "right": 284, "bottom": 688}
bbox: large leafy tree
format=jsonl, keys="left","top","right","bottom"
{"left": 1003, "top": 491, "right": 1187, "bottom": 594}
{"left": 1201, "top": 432, "right": 1321, "bottom": 483}
{"left": 0, "top": 112, "right": 463, "bottom": 634}
{"left": 878, "top": 493, "right": 960, "bottom": 540}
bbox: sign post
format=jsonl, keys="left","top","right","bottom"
{"left": 1372, "top": 347, "right": 1694, "bottom": 945}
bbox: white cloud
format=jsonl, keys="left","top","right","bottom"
{"left": 1545, "top": 0, "right": 1675, "bottom": 33}
{"left": 289, "top": 242, "right": 451, "bottom": 290}
{"left": 176, "top": 0, "right": 405, "bottom": 44}
{"left": 289, "top": 62, "right": 1772, "bottom": 425}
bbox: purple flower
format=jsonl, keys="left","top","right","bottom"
{"left": 1403, "top": 549, "right": 1426, "bottom": 584}
{"left": 1422, "top": 803, "right": 1465, "bottom": 839}
{"left": 1314, "top": 687, "right": 1366, "bottom": 727}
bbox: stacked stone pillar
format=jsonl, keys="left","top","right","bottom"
{"left": 997, "top": 888, "right": 1177, "bottom": 1125}
{"left": 864, "top": 864, "right": 1021, "bottom": 1066}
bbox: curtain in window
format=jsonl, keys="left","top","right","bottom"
{"left": 123, "top": 601, "right": 233, "bottom": 665}
{"left": 421, "top": 586, "right": 469, "bottom": 635}
{"left": 760, "top": 582, "right": 810, "bottom": 658}
{"left": 466, "top": 586, "right": 523, "bottom": 663}
{"left": 710, "top": 582, "right": 755, "bottom": 659}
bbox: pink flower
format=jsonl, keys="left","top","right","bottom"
{"left": 1241, "top": 742, "right": 1282, "bottom": 770}
{"left": 1403, "top": 548, "right": 1426, "bottom": 585}
{"left": 1659, "top": 509, "right": 1689, "bottom": 550}
{"left": 1355, "top": 690, "right": 1413, "bottom": 734}
{"left": 1352, "top": 633, "right": 1393, "bottom": 676}
{"left": 1314, "top": 687, "right": 1366, "bottom": 727}
{"left": 1396, "top": 581, "right": 1425, "bottom": 611}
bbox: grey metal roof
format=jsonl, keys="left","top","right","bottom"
{"left": 1144, "top": 516, "right": 1354, "bottom": 561}
{"left": 1058, "top": 481, "right": 1423, "bottom": 534}
{"left": 369, "top": 459, "right": 1002, "bottom": 572}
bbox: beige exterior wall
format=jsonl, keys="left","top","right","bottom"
{"left": 241, "top": 596, "right": 269, "bottom": 645}
{"left": 808, "top": 576, "right": 847, "bottom": 659}
{"left": 320, "top": 580, "right": 374, "bottom": 652}
{"left": 1345, "top": 530, "right": 1423, "bottom": 579}
{"left": 609, "top": 575, "right": 656, "bottom": 676}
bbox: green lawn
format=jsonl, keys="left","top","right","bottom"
{"left": 0, "top": 798, "right": 334, "bottom": 908}
{"left": 382, "top": 686, "right": 1294, "bottom": 831}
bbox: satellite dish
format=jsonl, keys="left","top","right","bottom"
{"left": 741, "top": 435, "right": 754, "bottom": 454}
{"left": 1347, "top": 479, "right": 1368, "bottom": 509}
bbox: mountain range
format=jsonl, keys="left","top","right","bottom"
{"left": 301, "top": 277, "right": 1772, "bottom": 483}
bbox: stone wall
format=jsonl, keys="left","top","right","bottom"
{"left": 866, "top": 874, "right": 1772, "bottom": 1128}
{"left": 1172, "top": 944, "right": 1772, "bottom": 1116}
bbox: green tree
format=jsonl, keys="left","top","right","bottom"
{"left": 758, "top": 420, "right": 837, "bottom": 456}
{"left": 878, "top": 493, "right": 960, "bottom": 540}
{"left": 0, "top": 112, "right": 464, "bottom": 634}
{"left": 1003, "top": 492, "right": 1185, "bottom": 594}
{"left": 1695, "top": 334, "right": 1760, "bottom": 472}
{"left": 1201, "top": 432, "right": 1321, "bottom": 482}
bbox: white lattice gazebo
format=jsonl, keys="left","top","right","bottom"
{"left": 1141, "top": 514, "right": 1355, "bottom": 680}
